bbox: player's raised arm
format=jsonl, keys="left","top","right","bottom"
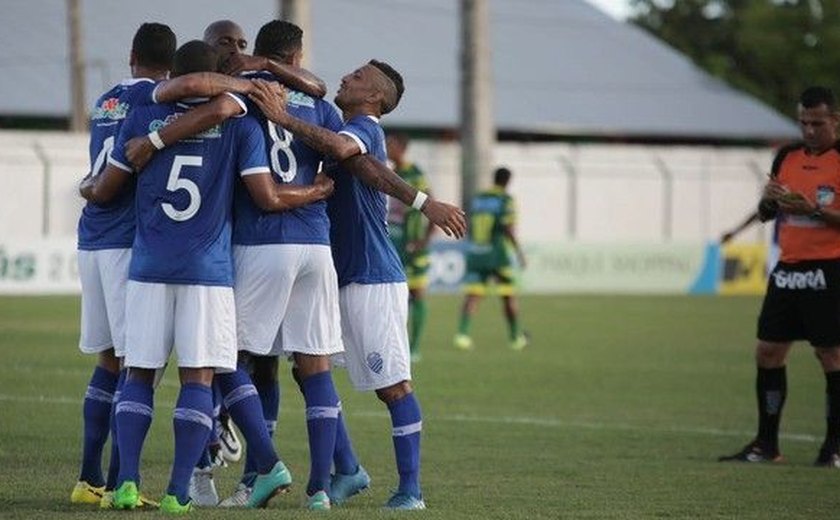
{"left": 223, "top": 53, "right": 327, "bottom": 98}
{"left": 249, "top": 79, "right": 359, "bottom": 160}
{"left": 125, "top": 93, "right": 249, "bottom": 170}
{"left": 152, "top": 72, "right": 254, "bottom": 103}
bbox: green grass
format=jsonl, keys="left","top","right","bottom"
{"left": 0, "top": 294, "right": 837, "bottom": 518}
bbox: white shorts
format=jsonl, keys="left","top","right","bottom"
{"left": 234, "top": 244, "right": 343, "bottom": 357}
{"left": 78, "top": 248, "right": 130, "bottom": 356}
{"left": 124, "top": 281, "right": 237, "bottom": 370}
{"left": 334, "top": 282, "right": 411, "bottom": 391}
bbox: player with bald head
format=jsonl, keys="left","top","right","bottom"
{"left": 203, "top": 19, "right": 248, "bottom": 62}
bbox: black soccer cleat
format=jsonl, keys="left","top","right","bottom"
{"left": 814, "top": 445, "right": 840, "bottom": 468}
{"left": 718, "top": 440, "right": 782, "bottom": 463}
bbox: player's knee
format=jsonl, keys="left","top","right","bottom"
{"left": 814, "top": 346, "right": 840, "bottom": 371}
{"left": 292, "top": 353, "right": 330, "bottom": 381}
{"left": 126, "top": 366, "right": 156, "bottom": 386}
{"left": 375, "top": 381, "right": 412, "bottom": 404}
{"left": 97, "top": 348, "right": 121, "bottom": 374}
{"left": 755, "top": 341, "right": 790, "bottom": 368}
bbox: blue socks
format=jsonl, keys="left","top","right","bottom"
{"left": 301, "top": 371, "right": 340, "bottom": 495}
{"left": 242, "top": 375, "right": 280, "bottom": 481}
{"left": 334, "top": 407, "right": 360, "bottom": 475}
{"left": 115, "top": 379, "right": 154, "bottom": 486}
{"left": 79, "top": 366, "right": 118, "bottom": 486}
{"left": 217, "top": 369, "right": 278, "bottom": 474}
{"left": 167, "top": 383, "right": 213, "bottom": 504}
{"left": 104, "top": 369, "right": 126, "bottom": 490}
{"left": 388, "top": 393, "right": 423, "bottom": 498}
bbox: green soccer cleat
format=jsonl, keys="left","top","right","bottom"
{"left": 70, "top": 480, "right": 105, "bottom": 504}
{"left": 307, "top": 490, "right": 331, "bottom": 510}
{"left": 246, "top": 460, "right": 293, "bottom": 508}
{"left": 160, "top": 494, "right": 193, "bottom": 514}
{"left": 453, "top": 334, "right": 474, "bottom": 350}
{"left": 101, "top": 489, "right": 160, "bottom": 510}
{"left": 112, "top": 481, "right": 139, "bottom": 510}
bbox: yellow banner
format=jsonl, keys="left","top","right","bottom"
{"left": 719, "top": 243, "right": 768, "bottom": 295}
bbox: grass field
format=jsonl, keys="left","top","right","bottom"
{"left": 1, "top": 293, "right": 838, "bottom": 519}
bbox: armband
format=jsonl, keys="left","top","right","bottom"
{"left": 412, "top": 191, "right": 429, "bottom": 210}
{"left": 147, "top": 131, "right": 165, "bottom": 150}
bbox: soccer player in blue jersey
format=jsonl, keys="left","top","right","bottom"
{"left": 250, "top": 60, "right": 466, "bottom": 510}
{"left": 80, "top": 40, "right": 334, "bottom": 513}
{"left": 210, "top": 20, "right": 358, "bottom": 510}
{"left": 72, "top": 22, "right": 175, "bottom": 509}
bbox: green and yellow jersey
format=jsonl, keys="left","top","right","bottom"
{"left": 387, "top": 162, "right": 431, "bottom": 289}
{"left": 464, "top": 186, "right": 517, "bottom": 295}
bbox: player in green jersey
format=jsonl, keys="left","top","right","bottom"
{"left": 454, "top": 167, "right": 528, "bottom": 351}
{"left": 387, "top": 133, "right": 434, "bottom": 362}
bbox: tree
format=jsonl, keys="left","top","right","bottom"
{"left": 630, "top": 0, "right": 840, "bottom": 117}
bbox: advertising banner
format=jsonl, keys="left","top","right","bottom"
{"left": 0, "top": 238, "right": 80, "bottom": 294}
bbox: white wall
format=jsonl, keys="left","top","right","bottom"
{"left": 0, "top": 130, "right": 775, "bottom": 245}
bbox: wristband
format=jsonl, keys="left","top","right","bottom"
{"left": 412, "top": 191, "right": 428, "bottom": 210}
{"left": 147, "top": 131, "right": 165, "bottom": 150}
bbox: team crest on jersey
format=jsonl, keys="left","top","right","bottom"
{"left": 366, "top": 352, "right": 384, "bottom": 374}
{"left": 816, "top": 185, "right": 835, "bottom": 207}
{"left": 148, "top": 114, "right": 221, "bottom": 138}
{"left": 287, "top": 90, "right": 315, "bottom": 108}
{"left": 91, "top": 97, "right": 128, "bottom": 120}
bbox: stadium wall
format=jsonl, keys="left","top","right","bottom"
{"left": 0, "top": 130, "right": 775, "bottom": 295}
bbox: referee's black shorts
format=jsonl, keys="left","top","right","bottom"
{"left": 758, "top": 259, "right": 840, "bottom": 347}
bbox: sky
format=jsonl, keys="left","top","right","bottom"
{"left": 584, "top": 0, "right": 632, "bottom": 20}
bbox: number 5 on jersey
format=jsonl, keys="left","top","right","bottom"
{"left": 162, "top": 155, "right": 202, "bottom": 222}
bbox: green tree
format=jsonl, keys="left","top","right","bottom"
{"left": 630, "top": 0, "right": 840, "bottom": 117}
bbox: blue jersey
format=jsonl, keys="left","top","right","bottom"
{"left": 77, "top": 78, "right": 156, "bottom": 250}
{"left": 327, "top": 115, "right": 405, "bottom": 287}
{"left": 110, "top": 100, "right": 269, "bottom": 286}
{"left": 233, "top": 71, "right": 343, "bottom": 246}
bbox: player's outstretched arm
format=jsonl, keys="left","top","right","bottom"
{"left": 153, "top": 72, "right": 254, "bottom": 103}
{"left": 339, "top": 155, "right": 467, "bottom": 239}
{"left": 79, "top": 164, "right": 131, "bottom": 204}
{"left": 243, "top": 171, "right": 334, "bottom": 212}
{"left": 125, "top": 94, "right": 248, "bottom": 170}
{"left": 223, "top": 54, "right": 327, "bottom": 98}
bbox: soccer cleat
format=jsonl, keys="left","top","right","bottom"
{"left": 510, "top": 332, "right": 529, "bottom": 351}
{"left": 160, "top": 494, "right": 193, "bottom": 514}
{"left": 101, "top": 490, "right": 159, "bottom": 510}
{"left": 307, "top": 490, "right": 331, "bottom": 510}
{"left": 329, "top": 465, "right": 371, "bottom": 505}
{"left": 218, "top": 416, "right": 242, "bottom": 463}
{"left": 385, "top": 491, "right": 426, "bottom": 510}
{"left": 246, "top": 460, "right": 293, "bottom": 508}
{"left": 113, "top": 481, "right": 140, "bottom": 510}
{"left": 453, "top": 334, "right": 474, "bottom": 350}
{"left": 218, "top": 482, "right": 253, "bottom": 508}
{"left": 188, "top": 466, "right": 218, "bottom": 506}
{"left": 814, "top": 445, "right": 840, "bottom": 468}
{"left": 70, "top": 480, "right": 105, "bottom": 504}
{"left": 718, "top": 440, "right": 782, "bottom": 463}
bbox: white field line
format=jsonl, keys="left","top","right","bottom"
{"left": 0, "top": 392, "right": 821, "bottom": 444}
